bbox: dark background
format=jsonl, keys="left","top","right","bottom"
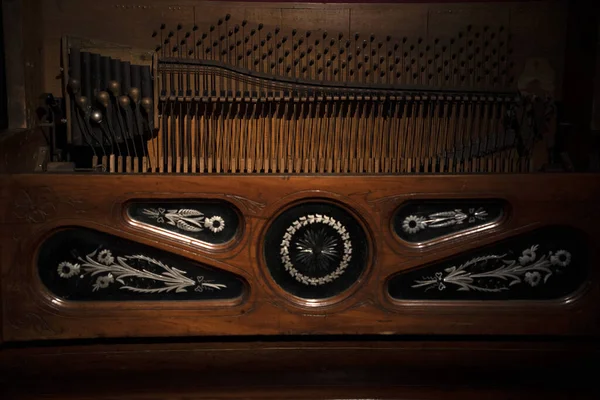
{"left": 0, "top": 4, "right": 7, "bottom": 130}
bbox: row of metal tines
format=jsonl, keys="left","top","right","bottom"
{"left": 147, "top": 94, "right": 529, "bottom": 174}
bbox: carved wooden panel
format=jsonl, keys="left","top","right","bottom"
{"left": 1, "top": 173, "right": 600, "bottom": 342}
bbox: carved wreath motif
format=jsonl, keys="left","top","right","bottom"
{"left": 402, "top": 207, "right": 488, "bottom": 234}
{"left": 57, "top": 249, "right": 227, "bottom": 294}
{"left": 280, "top": 214, "right": 352, "bottom": 286}
{"left": 411, "top": 245, "right": 572, "bottom": 292}
{"left": 142, "top": 208, "right": 225, "bottom": 233}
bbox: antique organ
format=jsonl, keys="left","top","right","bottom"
{"left": 1, "top": 1, "right": 599, "bottom": 398}
{"left": 63, "top": 16, "right": 534, "bottom": 174}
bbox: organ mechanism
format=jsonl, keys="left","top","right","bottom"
{"left": 58, "top": 15, "right": 549, "bottom": 175}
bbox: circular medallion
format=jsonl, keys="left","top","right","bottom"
{"left": 263, "top": 202, "right": 369, "bottom": 300}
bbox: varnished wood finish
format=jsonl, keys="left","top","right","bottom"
{"left": 1, "top": 173, "right": 600, "bottom": 341}
{"left": 2, "top": 1, "right": 600, "bottom": 398}
{"left": 1, "top": 339, "right": 599, "bottom": 399}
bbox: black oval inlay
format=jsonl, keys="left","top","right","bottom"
{"left": 393, "top": 199, "right": 505, "bottom": 243}
{"left": 127, "top": 200, "right": 240, "bottom": 245}
{"left": 263, "top": 202, "right": 369, "bottom": 300}
{"left": 39, "top": 228, "right": 245, "bottom": 301}
{"left": 388, "top": 226, "right": 587, "bottom": 300}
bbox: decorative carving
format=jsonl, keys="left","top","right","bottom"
{"left": 205, "top": 216, "right": 226, "bottom": 233}
{"left": 141, "top": 208, "right": 225, "bottom": 233}
{"left": 401, "top": 208, "right": 488, "bottom": 234}
{"left": 38, "top": 228, "right": 245, "bottom": 301}
{"left": 388, "top": 226, "right": 587, "bottom": 300}
{"left": 7, "top": 312, "right": 56, "bottom": 335}
{"left": 412, "top": 245, "right": 572, "bottom": 293}
{"left": 12, "top": 186, "right": 92, "bottom": 224}
{"left": 393, "top": 200, "right": 504, "bottom": 243}
{"left": 365, "top": 193, "right": 407, "bottom": 206}
{"left": 13, "top": 187, "right": 57, "bottom": 223}
{"left": 58, "top": 248, "right": 227, "bottom": 294}
{"left": 3, "top": 232, "right": 61, "bottom": 337}
{"left": 264, "top": 202, "right": 368, "bottom": 300}
{"left": 128, "top": 201, "right": 239, "bottom": 245}
{"left": 280, "top": 214, "right": 352, "bottom": 286}
{"left": 224, "top": 194, "right": 266, "bottom": 215}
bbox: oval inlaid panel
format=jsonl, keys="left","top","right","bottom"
{"left": 388, "top": 226, "right": 588, "bottom": 301}
{"left": 263, "top": 202, "right": 369, "bottom": 300}
{"left": 38, "top": 228, "right": 245, "bottom": 301}
{"left": 392, "top": 199, "right": 505, "bottom": 244}
{"left": 127, "top": 200, "right": 240, "bottom": 245}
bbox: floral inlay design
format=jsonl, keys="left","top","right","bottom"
{"left": 142, "top": 208, "right": 225, "bottom": 233}
{"left": 280, "top": 214, "right": 352, "bottom": 286}
{"left": 402, "top": 208, "right": 488, "bottom": 234}
{"left": 57, "top": 249, "right": 227, "bottom": 294}
{"left": 411, "top": 245, "right": 573, "bottom": 292}
{"left": 57, "top": 261, "right": 80, "bottom": 278}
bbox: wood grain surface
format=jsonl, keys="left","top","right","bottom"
{"left": 1, "top": 2, "right": 599, "bottom": 398}
{"left": 1, "top": 338, "right": 599, "bottom": 399}
{"left": 1, "top": 173, "right": 599, "bottom": 342}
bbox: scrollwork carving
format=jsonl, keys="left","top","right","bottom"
{"left": 224, "top": 194, "right": 266, "bottom": 215}
{"left": 7, "top": 312, "right": 57, "bottom": 335}
{"left": 12, "top": 186, "right": 93, "bottom": 224}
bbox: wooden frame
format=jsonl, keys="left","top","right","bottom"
{"left": 1, "top": 339, "right": 599, "bottom": 399}
{"left": 2, "top": 173, "right": 599, "bottom": 342}
{"left": 1, "top": 1, "right": 599, "bottom": 398}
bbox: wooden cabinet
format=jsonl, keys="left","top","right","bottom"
{"left": 2, "top": 174, "right": 600, "bottom": 341}
{"left": 1, "top": 1, "right": 599, "bottom": 398}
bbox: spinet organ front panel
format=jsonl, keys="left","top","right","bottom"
{"left": 1, "top": 0, "right": 599, "bottom": 348}
{"left": 1, "top": 173, "right": 599, "bottom": 341}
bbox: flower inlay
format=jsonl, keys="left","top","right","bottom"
{"left": 142, "top": 208, "right": 225, "bottom": 233}
{"left": 402, "top": 207, "right": 488, "bottom": 235}
{"left": 57, "top": 248, "right": 227, "bottom": 294}
{"left": 280, "top": 214, "right": 352, "bottom": 286}
{"left": 411, "top": 245, "right": 573, "bottom": 293}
